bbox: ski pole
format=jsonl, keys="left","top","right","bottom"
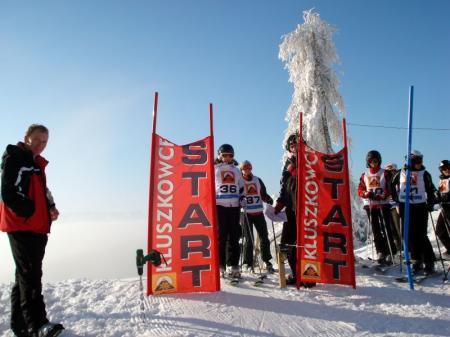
{"left": 367, "top": 213, "right": 375, "bottom": 261}
{"left": 429, "top": 211, "right": 449, "bottom": 281}
{"left": 379, "top": 207, "right": 396, "bottom": 265}
{"left": 440, "top": 204, "right": 450, "bottom": 238}
{"left": 270, "top": 220, "right": 279, "bottom": 258}
{"left": 239, "top": 212, "right": 245, "bottom": 270}
{"left": 441, "top": 208, "right": 450, "bottom": 276}
{"left": 366, "top": 200, "right": 375, "bottom": 261}
{"left": 399, "top": 207, "right": 404, "bottom": 273}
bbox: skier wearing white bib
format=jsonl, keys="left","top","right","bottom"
{"left": 436, "top": 160, "right": 450, "bottom": 257}
{"left": 215, "top": 144, "right": 245, "bottom": 278}
{"left": 239, "top": 160, "right": 274, "bottom": 273}
{"left": 391, "top": 150, "right": 437, "bottom": 275}
{"left": 358, "top": 150, "right": 397, "bottom": 265}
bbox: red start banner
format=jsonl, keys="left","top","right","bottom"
{"left": 297, "top": 142, "right": 356, "bottom": 288}
{"left": 148, "top": 134, "right": 220, "bottom": 295}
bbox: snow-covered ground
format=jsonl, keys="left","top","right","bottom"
{"left": 1, "top": 253, "right": 449, "bottom": 337}
{"left": 1, "top": 214, "right": 449, "bottom": 337}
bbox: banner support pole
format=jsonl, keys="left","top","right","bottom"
{"left": 147, "top": 91, "right": 159, "bottom": 295}
{"left": 296, "top": 113, "right": 304, "bottom": 288}
{"left": 342, "top": 118, "right": 356, "bottom": 288}
{"left": 208, "top": 103, "right": 220, "bottom": 291}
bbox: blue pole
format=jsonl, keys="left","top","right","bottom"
{"left": 403, "top": 86, "right": 415, "bottom": 290}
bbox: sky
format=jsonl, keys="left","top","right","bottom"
{"left": 1, "top": 0, "right": 449, "bottom": 281}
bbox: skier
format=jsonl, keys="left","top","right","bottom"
{"left": 239, "top": 160, "right": 275, "bottom": 273}
{"left": 215, "top": 144, "right": 245, "bottom": 278}
{"left": 0, "top": 124, "right": 64, "bottom": 337}
{"left": 391, "top": 150, "right": 437, "bottom": 275}
{"left": 358, "top": 151, "right": 397, "bottom": 265}
{"left": 384, "top": 163, "right": 402, "bottom": 252}
{"left": 274, "top": 133, "right": 315, "bottom": 288}
{"left": 436, "top": 160, "right": 450, "bottom": 258}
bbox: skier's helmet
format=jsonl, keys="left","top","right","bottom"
{"left": 366, "top": 150, "right": 382, "bottom": 167}
{"left": 285, "top": 133, "right": 298, "bottom": 151}
{"left": 218, "top": 144, "right": 234, "bottom": 156}
{"left": 410, "top": 150, "right": 423, "bottom": 165}
{"left": 239, "top": 160, "right": 252, "bottom": 170}
{"left": 439, "top": 160, "right": 450, "bottom": 172}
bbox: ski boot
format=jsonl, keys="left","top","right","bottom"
{"left": 30, "top": 323, "right": 64, "bottom": 337}
{"left": 12, "top": 327, "right": 29, "bottom": 337}
{"left": 241, "top": 264, "right": 254, "bottom": 273}
{"left": 220, "top": 266, "right": 226, "bottom": 278}
{"left": 424, "top": 262, "right": 436, "bottom": 276}
{"left": 383, "top": 255, "right": 394, "bottom": 266}
{"left": 377, "top": 253, "right": 387, "bottom": 266}
{"left": 265, "top": 262, "right": 275, "bottom": 274}
{"left": 300, "top": 282, "right": 317, "bottom": 289}
{"left": 412, "top": 261, "right": 423, "bottom": 275}
{"left": 286, "top": 274, "right": 296, "bottom": 285}
{"left": 229, "top": 266, "right": 241, "bottom": 279}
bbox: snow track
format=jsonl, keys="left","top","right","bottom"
{"left": 1, "top": 270, "right": 449, "bottom": 337}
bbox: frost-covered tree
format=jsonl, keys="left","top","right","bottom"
{"left": 279, "top": 9, "right": 366, "bottom": 245}
{"left": 279, "top": 9, "right": 343, "bottom": 154}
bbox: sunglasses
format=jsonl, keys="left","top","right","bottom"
{"left": 221, "top": 153, "right": 234, "bottom": 158}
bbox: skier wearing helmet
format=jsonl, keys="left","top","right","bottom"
{"left": 383, "top": 163, "right": 402, "bottom": 251}
{"left": 214, "top": 144, "right": 245, "bottom": 278}
{"left": 436, "top": 160, "right": 450, "bottom": 258}
{"left": 358, "top": 150, "right": 398, "bottom": 265}
{"left": 274, "top": 133, "right": 315, "bottom": 288}
{"left": 239, "top": 160, "right": 274, "bottom": 273}
{"left": 391, "top": 150, "right": 438, "bottom": 275}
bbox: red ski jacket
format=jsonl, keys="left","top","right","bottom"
{"left": 0, "top": 143, "right": 52, "bottom": 234}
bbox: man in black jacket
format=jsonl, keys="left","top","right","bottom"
{"left": 274, "top": 134, "right": 315, "bottom": 287}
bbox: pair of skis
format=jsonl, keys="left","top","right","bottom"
{"left": 395, "top": 271, "right": 444, "bottom": 284}
{"left": 222, "top": 271, "right": 266, "bottom": 286}
{"left": 358, "top": 256, "right": 398, "bottom": 274}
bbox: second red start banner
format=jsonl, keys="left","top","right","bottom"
{"left": 297, "top": 142, "right": 356, "bottom": 288}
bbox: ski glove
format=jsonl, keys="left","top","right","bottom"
{"left": 374, "top": 194, "right": 386, "bottom": 201}
{"left": 363, "top": 191, "right": 374, "bottom": 199}
{"left": 274, "top": 201, "right": 284, "bottom": 214}
{"left": 240, "top": 197, "right": 247, "bottom": 208}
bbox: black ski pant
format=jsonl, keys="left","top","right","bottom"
{"left": 242, "top": 212, "right": 272, "bottom": 266}
{"left": 8, "top": 231, "right": 49, "bottom": 335}
{"left": 217, "top": 205, "right": 241, "bottom": 268}
{"left": 368, "top": 205, "right": 397, "bottom": 257}
{"left": 436, "top": 205, "right": 450, "bottom": 251}
{"left": 280, "top": 207, "right": 297, "bottom": 278}
{"left": 398, "top": 203, "right": 436, "bottom": 266}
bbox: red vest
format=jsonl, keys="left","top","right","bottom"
{"left": 0, "top": 156, "right": 50, "bottom": 234}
